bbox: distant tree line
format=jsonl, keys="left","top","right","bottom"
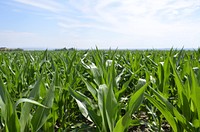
{"left": 54, "top": 47, "right": 75, "bottom": 51}
{"left": 0, "top": 47, "right": 23, "bottom": 51}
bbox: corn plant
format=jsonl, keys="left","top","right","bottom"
{"left": 146, "top": 49, "right": 200, "bottom": 132}
{"left": 0, "top": 51, "right": 56, "bottom": 131}
{"left": 69, "top": 49, "right": 148, "bottom": 131}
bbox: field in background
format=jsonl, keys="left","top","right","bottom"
{"left": 0, "top": 49, "right": 200, "bottom": 132}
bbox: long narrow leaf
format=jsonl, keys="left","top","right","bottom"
{"left": 31, "top": 78, "right": 55, "bottom": 131}
{"left": 69, "top": 87, "right": 102, "bottom": 130}
{"left": 15, "top": 98, "right": 48, "bottom": 108}
{"left": 145, "top": 94, "right": 177, "bottom": 132}
{"left": 114, "top": 82, "right": 148, "bottom": 132}
{"left": 20, "top": 76, "right": 42, "bottom": 132}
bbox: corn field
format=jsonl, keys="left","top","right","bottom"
{"left": 0, "top": 48, "right": 200, "bottom": 132}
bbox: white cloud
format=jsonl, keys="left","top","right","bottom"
{"left": 13, "top": 0, "right": 200, "bottom": 32}
{"left": 8, "top": 0, "right": 200, "bottom": 49}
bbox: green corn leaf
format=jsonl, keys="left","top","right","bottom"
{"left": 0, "top": 77, "right": 6, "bottom": 104}
{"left": 66, "top": 51, "right": 76, "bottom": 75}
{"left": 69, "top": 87, "right": 102, "bottom": 130}
{"left": 115, "top": 74, "right": 134, "bottom": 101}
{"left": 190, "top": 68, "right": 200, "bottom": 127}
{"left": 90, "top": 64, "right": 102, "bottom": 86}
{"left": 7, "top": 112, "right": 20, "bottom": 132}
{"left": 108, "top": 59, "right": 117, "bottom": 92}
{"left": 163, "top": 54, "right": 170, "bottom": 97}
{"left": 170, "top": 58, "right": 184, "bottom": 105}
{"left": 81, "top": 75, "right": 97, "bottom": 101}
{"left": 145, "top": 93, "right": 178, "bottom": 132}
{"left": 75, "top": 99, "right": 92, "bottom": 122}
{"left": 113, "top": 81, "right": 148, "bottom": 132}
{"left": 98, "top": 84, "right": 109, "bottom": 132}
{"left": 105, "top": 84, "right": 118, "bottom": 132}
{"left": 31, "top": 78, "right": 55, "bottom": 131}
{"left": 15, "top": 98, "right": 48, "bottom": 108}
{"left": 157, "top": 62, "right": 164, "bottom": 92}
{"left": 0, "top": 77, "right": 20, "bottom": 132}
{"left": 148, "top": 87, "right": 194, "bottom": 131}
{"left": 20, "top": 76, "right": 42, "bottom": 132}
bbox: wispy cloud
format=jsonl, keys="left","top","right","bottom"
{"left": 13, "top": 0, "right": 200, "bottom": 27}
{"left": 13, "top": 0, "right": 65, "bottom": 12}
{"left": 0, "top": 30, "right": 35, "bottom": 37}
{"left": 55, "top": 0, "right": 200, "bottom": 36}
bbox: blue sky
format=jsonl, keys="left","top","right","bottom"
{"left": 0, "top": 0, "right": 200, "bottom": 49}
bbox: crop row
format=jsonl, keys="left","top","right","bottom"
{"left": 0, "top": 49, "right": 200, "bottom": 131}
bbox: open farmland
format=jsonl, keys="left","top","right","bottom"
{"left": 0, "top": 49, "right": 200, "bottom": 132}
